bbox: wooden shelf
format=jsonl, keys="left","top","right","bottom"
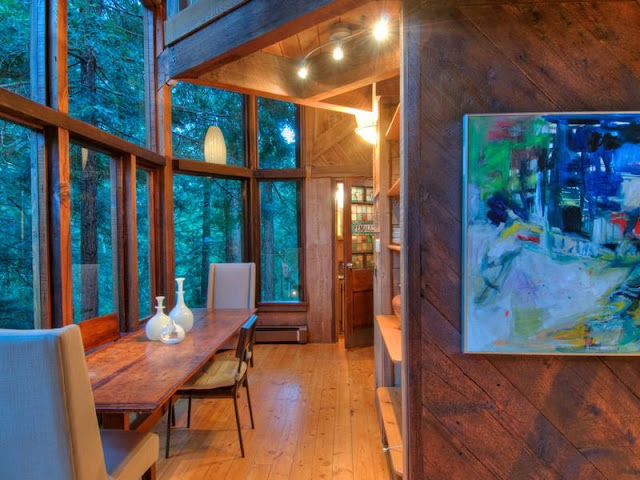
{"left": 377, "top": 315, "right": 402, "bottom": 364}
{"left": 376, "top": 387, "right": 403, "bottom": 479}
{"left": 388, "top": 244, "right": 401, "bottom": 252}
{"left": 388, "top": 178, "right": 400, "bottom": 197}
{"left": 385, "top": 104, "right": 401, "bottom": 141}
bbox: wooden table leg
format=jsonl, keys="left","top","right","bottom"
{"left": 101, "top": 412, "right": 130, "bottom": 430}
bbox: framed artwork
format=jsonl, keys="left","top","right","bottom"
{"left": 463, "top": 112, "right": 640, "bottom": 354}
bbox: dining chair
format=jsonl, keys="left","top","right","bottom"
{"left": 206, "top": 262, "right": 257, "bottom": 366}
{"left": 0, "top": 325, "right": 159, "bottom": 480}
{"left": 165, "top": 314, "right": 258, "bottom": 459}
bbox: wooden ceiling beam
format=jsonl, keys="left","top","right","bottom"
{"left": 322, "top": 86, "right": 373, "bottom": 112}
{"left": 166, "top": 0, "right": 363, "bottom": 79}
{"left": 301, "top": 45, "right": 400, "bottom": 101}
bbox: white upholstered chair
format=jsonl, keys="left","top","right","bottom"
{"left": 0, "top": 325, "right": 159, "bottom": 480}
{"left": 206, "top": 262, "right": 256, "bottom": 310}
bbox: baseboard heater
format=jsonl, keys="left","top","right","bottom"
{"left": 255, "top": 325, "right": 308, "bottom": 344}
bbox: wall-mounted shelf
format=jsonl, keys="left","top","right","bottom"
{"left": 388, "top": 244, "right": 401, "bottom": 252}
{"left": 376, "top": 387, "right": 403, "bottom": 479}
{"left": 377, "top": 315, "right": 402, "bottom": 364}
{"left": 385, "top": 104, "right": 401, "bottom": 141}
{"left": 388, "top": 178, "right": 400, "bottom": 198}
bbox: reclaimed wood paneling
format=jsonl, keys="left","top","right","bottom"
{"left": 403, "top": 0, "right": 640, "bottom": 478}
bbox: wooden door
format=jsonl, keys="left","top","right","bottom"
{"left": 344, "top": 179, "right": 374, "bottom": 348}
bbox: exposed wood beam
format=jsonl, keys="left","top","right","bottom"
{"left": 166, "top": 0, "right": 363, "bottom": 78}
{"left": 375, "top": 75, "right": 400, "bottom": 97}
{"left": 165, "top": 0, "right": 248, "bottom": 46}
{"left": 192, "top": 52, "right": 374, "bottom": 115}
{"left": 302, "top": 45, "right": 400, "bottom": 101}
{"left": 322, "top": 85, "right": 373, "bottom": 112}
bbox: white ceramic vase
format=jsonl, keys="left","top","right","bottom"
{"left": 160, "top": 316, "right": 185, "bottom": 345}
{"left": 169, "top": 278, "right": 194, "bottom": 333}
{"left": 145, "top": 296, "right": 171, "bottom": 341}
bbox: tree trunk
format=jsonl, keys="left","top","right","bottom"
{"left": 262, "top": 183, "right": 275, "bottom": 300}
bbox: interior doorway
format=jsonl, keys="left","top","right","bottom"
{"left": 334, "top": 178, "right": 375, "bottom": 348}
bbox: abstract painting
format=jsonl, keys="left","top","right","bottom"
{"left": 463, "top": 113, "right": 640, "bottom": 354}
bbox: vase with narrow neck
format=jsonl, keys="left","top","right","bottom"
{"left": 145, "top": 296, "right": 171, "bottom": 341}
{"left": 169, "top": 278, "right": 194, "bottom": 333}
{"left": 160, "top": 316, "right": 185, "bottom": 345}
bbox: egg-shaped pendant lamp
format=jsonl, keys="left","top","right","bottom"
{"left": 204, "top": 125, "right": 227, "bottom": 164}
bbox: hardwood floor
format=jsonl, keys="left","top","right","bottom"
{"left": 154, "top": 340, "right": 389, "bottom": 480}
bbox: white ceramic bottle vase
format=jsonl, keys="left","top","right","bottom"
{"left": 169, "top": 277, "right": 194, "bottom": 333}
{"left": 145, "top": 296, "right": 171, "bottom": 341}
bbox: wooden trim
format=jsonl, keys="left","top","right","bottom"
{"left": 32, "top": 131, "right": 51, "bottom": 329}
{"left": 123, "top": 154, "right": 140, "bottom": 331}
{"left": 166, "top": 0, "right": 364, "bottom": 78}
{"left": 46, "top": 127, "right": 72, "bottom": 327}
{"left": 47, "top": 0, "right": 68, "bottom": 112}
{"left": 388, "top": 178, "right": 400, "bottom": 197}
{"left": 257, "top": 302, "right": 309, "bottom": 312}
{"left": 164, "top": 0, "right": 248, "bottom": 46}
{"left": 143, "top": 7, "right": 158, "bottom": 152}
{"left": 173, "top": 158, "right": 252, "bottom": 178}
{"left": 77, "top": 313, "right": 121, "bottom": 352}
{"left": 254, "top": 168, "right": 306, "bottom": 179}
{"left": 0, "top": 89, "right": 165, "bottom": 166}
{"left": 385, "top": 104, "right": 400, "bottom": 141}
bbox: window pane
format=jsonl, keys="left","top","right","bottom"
{"left": 0, "top": 119, "right": 36, "bottom": 328}
{"left": 260, "top": 181, "right": 301, "bottom": 301}
{"left": 172, "top": 83, "right": 245, "bottom": 166}
{"left": 0, "top": 0, "right": 30, "bottom": 98}
{"left": 173, "top": 175, "right": 244, "bottom": 307}
{"left": 70, "top": 145, "right": 115, "bottom": 322}
{"left": 136, "top": 169, "right": 151, "bottom": 317}
{"left": 68, "top": 0, "right": 145, "bottom": 145}
{"left": 258, "top": 98, "right": 298, "bottom": 169}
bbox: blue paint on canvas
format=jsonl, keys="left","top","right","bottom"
{"left": 464, "top": 113, "right": 640, "bottom": 354}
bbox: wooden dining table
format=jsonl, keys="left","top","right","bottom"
{"left": 86, "top": 308, "right": 256, "bottom": 431}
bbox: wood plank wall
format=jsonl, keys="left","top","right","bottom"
{"left": 402, "top": 0, "right": 640, "bottom": 478}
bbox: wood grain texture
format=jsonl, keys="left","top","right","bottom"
{"left": 86, "top": 308, "right": 255, "bottom": 412}
{"left": 403, "top": 0, "right": 640, "bottom": 478}
{"left": 153, "top": 340, "right": 388, "bottom": 480}
{"left": 78, "top": 313, "right": 120, "bottom": 351}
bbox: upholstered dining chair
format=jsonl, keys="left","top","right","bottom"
{"left": 0, "top": 325, "right": 159, "bottom": 480}
{"left": 165, "top": 314, "right": 258, "bottom": 459}
{"left": 206, "top": 262, "right": 257, "bottom": 366}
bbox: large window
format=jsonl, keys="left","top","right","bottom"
{"left": 260, "top": 181, "right": 301, "bottom": 302}
{"left": 172, "top": 83, "right": 245, "bottom": 165}
{"left": 136, "top": 169, "right": 152, "bottom": 317}
{"left": 68, "top": 0, "right": 145, "bottom": 145}
{"left": 173, "top": 175, "right": 245, "bottom": 307}
{"left": 258, "top": 98, "right": 298, "bottom": 169}
{"left": 70, "top": 145, "right": 115, "bottom": 323}
{"left": 0, "top": 119, "right": 36, "bottom": 328}
{"left": 0, "top": 0, "right": 30, "bottom": 98}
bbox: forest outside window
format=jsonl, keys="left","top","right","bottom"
{"left": 0, "top": 119, "right": 38, "bottom": 329}
{"left": 137, "top": 169, "right": 152, "bottom": 317}
{"left": 172, "top": 83, "right": 246, "bottom": 166}
{"left": 258, "top": 98, "right": 299, "bottom": 169}
{"left": 259, "top": 180, "right": 301, "bottom": 302}
{"left": 70, "top": 144, "right": 115, "bottom": 323}
{"left": 173, "top": 175, "right": 245, "bottom": 308}
{"left": 68, "top": 0, "right": 146, "bottom": 145}
{"left": 0, "top": 0, "right": 30, "bottom": 99}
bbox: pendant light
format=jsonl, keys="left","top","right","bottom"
{"left": 204, "top": 121, "right": 227, "bottom": 164}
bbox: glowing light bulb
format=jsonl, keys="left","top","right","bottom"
{"left": 298, "top": 65, "right": 308, "bottom": 79}
{"left": 332, "top": 43, "right": 344, "bottom": 61}
{"left": 373, "top": 17, "right": 389, "bottom": 41}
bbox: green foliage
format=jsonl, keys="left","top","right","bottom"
{"left": 172, "top": 83, "right": 245, "bottom": 165}
{"left": 68, "top": 0, "right": 145, "bottom": 145}
{"left": 0, "top": 119, "right": 33, "bottom": 328}
{"left": 258, "top": 98, "right": 297, "bottom": 169}
{"left": 173, "top": 175, "right": 244, "bottom": 308}
{"left": 0, "top": 0, "right": 30, "bottom": 97}
{"left": 136, "top": 169, "right": 151, "bottom": 316}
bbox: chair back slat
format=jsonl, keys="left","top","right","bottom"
{"left": 234, "top": 315, "right": 258, "bottom": 376}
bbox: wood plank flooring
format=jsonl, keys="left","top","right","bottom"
{"left": 154, "top": 340, "right": 389, "bottom": 480}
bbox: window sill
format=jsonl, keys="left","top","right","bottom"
{"left": 257, "top": 302, "right": 308, "bottom": 312}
